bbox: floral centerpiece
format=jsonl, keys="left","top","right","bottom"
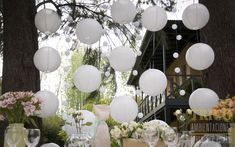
{"left": 174, "top": 109, "right": 193, "bottom": 131}
{"left": 212, "top": 96, "right": 235, "bottom": 122}
{"left": 110, "top": 120, "right": 169, "bottom": 147}
{"left": 0, "top": 91, "right": 42, "bottom": 124}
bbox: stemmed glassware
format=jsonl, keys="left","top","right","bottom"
{"left": 24, "top": 129, "right": 41, "bottom": 147}
{"left": 162, "top": 127, "right": 179, "bottom": 147}
{"left": 5, "top": 127, "right": 21, "bottom": 147}
{"left": 142, "top": 128, "right": 160, "bottom": 147}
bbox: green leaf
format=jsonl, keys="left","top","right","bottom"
{"left": 82, "top": 122, "right": 92, "bottom": 126}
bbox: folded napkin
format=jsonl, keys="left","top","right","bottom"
{"left": 92, "top": 105, "right": 111, "bottom": 147}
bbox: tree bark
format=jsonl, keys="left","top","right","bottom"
{"left": 200, "top": 0, "right": 235, "bottom": 98}
{"left": 0, "top": 0, "right": 40, "bottom": 146}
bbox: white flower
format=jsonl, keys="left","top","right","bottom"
{"left": 175, "top": 109, "right": 182, "bottom": 116}
{"left": 110, "top": 126, "right": 122, "bottom": 140}
{"left": 186, "top": 109, "right": 193, "bottom": 115}
{"left": 129, "top": 121, "right": 138, "bottom": 131}
{"left": 179, "top": 115, "right": 186, "bottom": 121}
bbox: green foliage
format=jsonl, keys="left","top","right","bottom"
{"left": 42, "top": 115, "right": 65, "bottom": 146}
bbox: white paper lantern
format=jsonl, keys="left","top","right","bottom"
{"left": 35, "top": 8, "right": 61, "bottom": 34}
{"left": 142, "top": 6, "right": 167, "bottom": 32}
{"left": 132, "top": 70, "right": 138, "bottom": 76}
{"left": 179, "top": 90, "right": 186, "bottom": 96}
{"left": 73, "top": 65, "right": 101, "bottom": 93}
{"left": 35, "top": 90, "right": 59, "bottom": 118}
{"left": 186, "top": 43, "right": 215, "bottom": 70}
{"left": 176, "top": 35, "right": 182, "bottom": 40}
{"left": 111, "top": 0, "right": 136, "bottom": 24}
{"left": 139, "top": 69, "right": 167, "bottom": 96}
{"left": 182, "top": 3, "right": 210, "bottom": 30}
{"left": 108, "top": 46, "right": 136, "bottom": 72}
{"left": 76, "top": 19, "right": 103, "bottom": 45}
{"left": 41, "top": 143, "right": 60, "bottom": 147}
{"left": 174, "top": 67, "right": 181, "bottom": 73}
{"left": 172, "top": 24, "right": 178, "bottom": 30}
{"left": 189, "top": 88, "right": 219, "bottom": 116}
{"left": 137, "top": 113, "right": 144, "bottom": 118}
{"left": 136, "top": 50, "right": 142, "bottom": 56}
{"left": 110, "top": 95, "right": 138, "bottom": 122}
{"left": 173, "top": 52, "right": 179, "bottom": 59}
{"left": 33, "top": 47, "right": 61, "bottom": 73}
{"left": 105, "top": 71, "right": 111, "bottom": 77}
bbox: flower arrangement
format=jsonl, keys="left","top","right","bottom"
{"left": 174, "top": 109, "right": 193, "bottom": 131}
{"left": 0, "top": 91, "right": 42, "bottom": 124}
{"left": 212, "top": 96, "right": 235, "bottom": 122}
{"left": 110, "top": 120, "right": 170, "bottom": 142}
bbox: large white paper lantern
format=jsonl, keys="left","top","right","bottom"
{"left": 139, "top": 69, "right": 167, "bottom": 96}
{"left": 41, "top": 143, "right": 60, "bottom": 147}
{"left": 141, "top": 6, "right": 167, "bottom": 32}
{"left": 33, "top": 47, "right": 61, "bottom": 73}
{"left": 182, "top": 3, "right": 209, "bottom": 30}
{"left": 108, "top": 46, "right": 136, "bottom": 72}
{"left": 35, "top": 90, "right": 59, "bottom": 118}
{"left": 76, "top": 19, "right": 103, "bottom": 45}
{"left": 186, "top": 43, "right": 215, "bottom": 70}
{"left": 73, "top": 65, "right": 101, "bottom": 93}
{"left": 189, "top": 88, "right": 219, "bottom": 116}
{"left": 111, "top": 0, "right": 136, "bottom": 24}
{"left": 110, "top": 95, "right": 138, "bottom": 122}
{"left": 35, "top": 8, "right": 61, "bottom": 34}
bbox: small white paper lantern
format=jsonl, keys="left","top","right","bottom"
{"left": 142, "top": 6, "right": 167, "bottom": 32}
{"left": 182, "top": 3, "right": 210, "bottom": 30}
{"left": 172, "top": 24, "right": 178, "bottom": 30}
{"left": 76, "top": 19, "right": 103, "bottom": 45}
{"left": 137, "top": 113, "right": 144, "bottom": 118}
{"left": 35, "top": 90, "right": 59, "bottom": 118}
{"left": 189, "top": 88, "right": 219, "bottom": 116}
{"left": 33, "top": 47, "right": 61, "bottom": 73}
{"left": 139, "top": 69, "right": 167, "bottom": 96}
{"left": 41, "top": 143, "right": 60, "bottom": 147}
{"left": 173, "top": 52, "right": 179, "bottom": 59}
{"left": 136, "top": 50, "right": 142, "bottom": 56}
{"left": 176, "top": 35, "right": 182, "bottom": 40}
{"left": 174, "top": 67, "right": 181, "bottom": 73}
{"left": 73, "top": 65, "right": 101, "bottom": 93}
{"left": 132, "top": 70, "right": 138, "bottom": 76}
{"left": 108, "top": 46, "right": 136, "bottom": 72}
{"left": 35, "top": 8, "right": 61, "bottom": 34}
{"left": 179, "top": 90, "right": 186, "bottom": 96}
{"left": 186, "top": 43, "right": 215, "bottom": 70}
{"left": 111, "top": 0, "right": 136, "bottom": 24}
{"left": 110, "top": 95, "right": 138, "bottom": 122}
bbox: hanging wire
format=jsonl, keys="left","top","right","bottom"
{"left": 152, "top": 32, "right": 156, "bottom": 68}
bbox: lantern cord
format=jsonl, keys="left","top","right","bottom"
{"left": 175, "top": 22, "right": 178, "bottom": 52}
{"left": 162, "top": 43, "right": 166, "bottom": 73}
{"left": 43, "top": 0, "right": 46, "bottom": 8}
{"left": 196, "top": 30, "right": 200, "bottom": 43}
{"left": 152, "top": 32, "right": 156, "bottom": 68}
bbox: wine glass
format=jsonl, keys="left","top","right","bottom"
{"left": 142, "top": 128, "right": 160, "bottom": 147}
{"left": 162, "top": 127, "right": 179, "bottom": 147}
{"left": 5, "top": 127, "right": 21, "bottom": 147}
{"left": 24, "top": 129, "right": 40, "bottom": 147}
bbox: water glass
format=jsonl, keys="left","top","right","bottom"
{"left": 24, "top": 129, "right": 40, "bottom": 147}
{"left": 142, "top": 129, "right": 160, "bottom": 147}
{"left": 5, "top": 127, "right": 21, "bottom": 147}
{"left": 162, "top": 127, "right": 179, "bottom": 147}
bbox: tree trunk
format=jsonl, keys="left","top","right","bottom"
{"left": 200, "top": 0, "right": 235, "bottom": 98}
{"left": 0, "top": 0, "right": 40, "bottom": 146}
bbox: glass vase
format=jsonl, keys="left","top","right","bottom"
{"left": 4, "top": 123, "right": 26, "bottom": 147}
{"left": 65, "top": 133, "right": 91, "bottom": 147}
{"left": 179, "top": 131, "right": 194, "bottom": 147}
